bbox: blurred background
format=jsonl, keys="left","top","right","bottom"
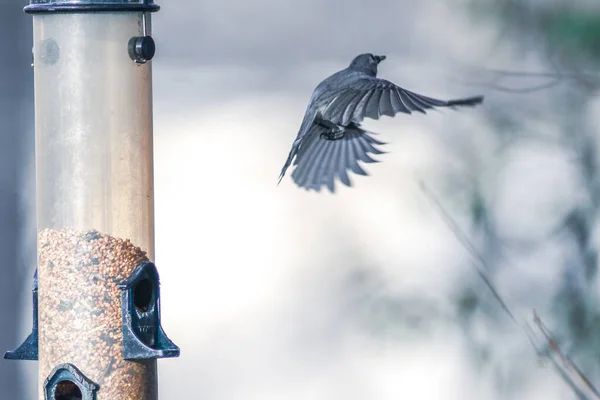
{"left": 2, "top": 0, "right": 600, "bottom": 398}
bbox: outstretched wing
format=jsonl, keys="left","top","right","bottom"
{"left": 290, "top": 123, "right": 386, "bottom": 193}
{"left": 321, "top": 74, "right": 483, "bottom": 126}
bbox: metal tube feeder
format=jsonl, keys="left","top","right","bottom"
{"left": 5, "top": 1, "right": 180, "bottom": 398}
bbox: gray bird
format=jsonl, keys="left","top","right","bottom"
{"left": 277, "top": 53, "right": 484, "bottom": 192}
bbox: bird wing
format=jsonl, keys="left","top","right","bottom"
{"left": 290, "top": 123, "right": 386, "bottom": 192}
{"left": 321, "top": 74, "right": 484, "bottom": 126}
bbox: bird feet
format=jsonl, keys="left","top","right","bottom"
{"left": 320, "top": 127, "right": 345, "bottom": 141}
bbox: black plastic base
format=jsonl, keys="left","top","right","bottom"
{"left": 4, "top": 269, "right": 38, "bottom": 360}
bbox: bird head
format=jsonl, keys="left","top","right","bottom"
{"left": 349, "top": 53, "right": 386, "bottom": 76}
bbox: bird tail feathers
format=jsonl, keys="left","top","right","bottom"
{"left": 446, "top": 95, "right": 484, "bottom": 107}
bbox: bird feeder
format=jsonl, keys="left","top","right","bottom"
{"left": 4, "top": 1, "right": 180, "bottom": 398}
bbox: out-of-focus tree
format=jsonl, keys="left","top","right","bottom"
{"left": 439, "top": 0, "right": 600, "bottom": 396}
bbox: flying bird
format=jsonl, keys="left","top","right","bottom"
{"left": 277, "top": 53, "right": 484, "bottom": 192}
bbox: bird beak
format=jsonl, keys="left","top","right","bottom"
{"left": 374, "top": 55, "right": 386, "bottom": 64}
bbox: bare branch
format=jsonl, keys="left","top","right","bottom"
{"left": 418, "top": 180, "right": 519, "bottom": 325}
{"left": 463, "top": 78, "right": 564, "bottom": 93}
{"left": 532, "top": 312, "right": 600, "bottom": 399}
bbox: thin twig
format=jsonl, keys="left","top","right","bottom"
{"left": 418, "top": 180, "right": 518, "bottom": 324}
{"left": 447, "top": 75, "right": 564, "bottom": 93}
{"left": 533, "top": 311, "right": 600, "bottom": 399}
{"left": 467, "top": 67, "right": 565, "bottom": 78}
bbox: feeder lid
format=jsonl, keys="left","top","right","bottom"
{"left": 25, "top": 0, "right": 160, "bottom": 14}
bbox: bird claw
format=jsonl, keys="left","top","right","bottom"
{"left": 320, "top": 128, "right": 345, "bottom": 141}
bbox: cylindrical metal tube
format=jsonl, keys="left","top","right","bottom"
{"left": 32, "top": 9, "right": 158, "bottom": 399}
{"left": 34, "top": 12, "right": 154, "bottom": 254}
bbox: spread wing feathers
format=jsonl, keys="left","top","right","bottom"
{"left": 290, "top": 123, "right": 386, "bottom": 192}
{"left": 322, "top": 76, "right": 483, "bottom": 126}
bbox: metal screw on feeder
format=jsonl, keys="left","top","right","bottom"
{"left": 4, "top": 0, "right": 180, "bottom": 399}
